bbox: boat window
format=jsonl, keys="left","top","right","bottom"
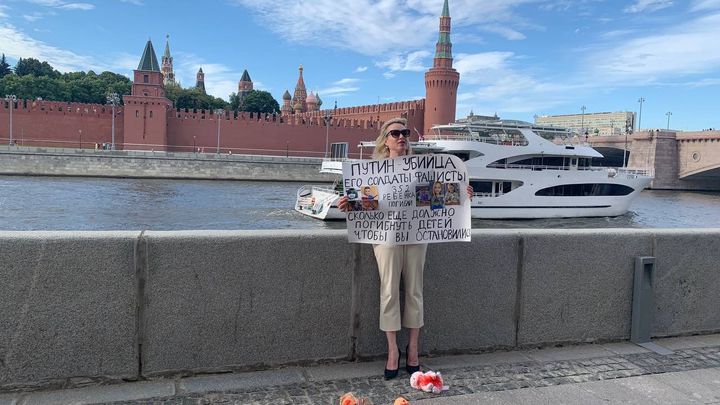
{"left": 535, "top": 183, "right": 634, "bottom": 197}
{"left": 471, "top": 181, "right": 493, "bottom": 194}
{"left": 451, "top": 152, "right": 470, "bottom": 161}
{"left": 512, "top": 157, "right": 567, "bottom": 167}
{"left": 470, "top": 180, "right": 521, "bottom": 196}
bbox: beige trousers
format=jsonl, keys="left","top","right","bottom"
{"left": 372, "top": 243, "right": 428, "bottom": 332}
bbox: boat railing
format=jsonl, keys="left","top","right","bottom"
{"left": 473, "top": 192, "right": 503, "bottom": 198}
{"left": 618, "top": 168, "right": 653, "bottom": 177}
{"left": 310, "top": 185, "right": 342, "bottom": 195}
{"left": 423, "top": 134, "right": 529, "bottom": 146}
{"left": 486, "top": 163, "right": 604, "bottom": 171}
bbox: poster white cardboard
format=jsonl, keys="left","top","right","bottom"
{"left": 342, "top": 154, "right": 471, "bottom": 245}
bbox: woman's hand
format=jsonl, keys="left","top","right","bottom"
{"left": 466, "top": 185, "right": 474, "bottom": 199}
{"left": 338, "top": 196, "right": 350, "bottom": 212}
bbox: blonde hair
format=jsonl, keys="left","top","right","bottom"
{"left": 372, "top": 117, "right": 413, "bottom": 159}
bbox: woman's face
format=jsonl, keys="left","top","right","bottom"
{"left": 447, "top": 183, "right": 456, "bottom": 192}
{"left": 384, "top": 123, "right": 409, "bottom": 158}
{"left": 433, "top": 182, "right": 443, "bottom": 195}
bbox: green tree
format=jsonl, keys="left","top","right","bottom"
{"left": 0, "top": 54, "right": 11, "bottom": 78}
{"left": 14, "top": 57, "right": 60, "bottom": 78}
{"left": 240, "top": 90, "right": 279, "bottom": 114}
{"left": 167, "top": 86, "right": 228, "bottom": 110}
{"left": 228, "top": 92, "right": 241, "bottom": 112}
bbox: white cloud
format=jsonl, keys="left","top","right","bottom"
{"left": 120, "top": 0, "right": 144, "bottom": 5}
{"left": 589, "top": 12, "right": 720, "bottom": 83}
{"left": 175, "top": 53, "right": 246, "bottom": 100}
{"left": 23, "top": 13, "right": 44, "bottom": 21}
{"left": 333, "top": 78, "right": 359, "bottom": 85}
{"left": 314, "top": 78, "right": 360, "bottom": 97}
{"left": 481, "top": 25, "right": 526, "bottom": 41}
{"left": 0, "top": 5, "right": 9, "bottom": 19}
{"left": 355, "top": 66, "right": 367, "bottom": 73}
{"left": 376, "top": 50, "right": 430, "bottom": 73}
{"left": 0, "top": 23, "right": 122, "bottom": 72}
{"left": 26, "top": 0, "right": 65, "bottom": 6}
{"left": 24, "top": 0, "right": 94, "bottom": 11}
{"left": 690, "top": 0, "right": 720, "bottom": 11}
{"left": 231, "top": 0, "right": 539, "bottom": 55}
{"left": 624, "top": 0, "right": 674, "bottom": 13}
{"left": 58, "top": 3, "right": 95, "bottom": 10}
{"left": 315, "top": 85, "right": 360, "bottom": 98}
{"left": 599, "top": 29, "right": 640, "bottom": 40}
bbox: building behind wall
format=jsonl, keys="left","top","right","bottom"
{"left": 535, "top": 111, "right": 636, "bottom": 136}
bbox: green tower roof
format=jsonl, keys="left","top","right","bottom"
{"left": 442, "top": 0, "right": 449, "bottom": 17}
{"left": 163, "top": 35, "right": 171, "bottom": 59}
{"left": 138, "top": 40, "right": 160, "bottom": 72}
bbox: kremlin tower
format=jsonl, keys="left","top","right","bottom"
{"left": 123, "top": 39, "right": 172, "bottom": 151}
{"left": 237, "top": 69, "right": 253, "bottom": 105}
{"left": 424, "top": 0, "right": 459, "bottom": 134}
{"left": 161, "top": 35, "right": 176, "bottom": 86}
{"left": 196, "top": 67, "right": 206, "bottom": 93}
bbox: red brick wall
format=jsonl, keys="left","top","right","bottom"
{"left": 0, "top": 99, "right": 122, "bottom": 148}
{"left": 166, "top": 112, "right": 383, "bottom": 158}
{"left": 1, "top": 98, "right": 426, "bottom": 156}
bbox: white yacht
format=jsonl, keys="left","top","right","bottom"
{"left": 416, "top": 118, "right": 652, "bottom": 219}
{"left": 294, "top": 118, "right": 652, "bottom": 220}
{"left": 294, "top": 160, "right": 346, "bottom": 220}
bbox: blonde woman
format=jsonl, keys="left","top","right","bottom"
{"left": 339, "top": 117, "right": 472, "bottom": 379}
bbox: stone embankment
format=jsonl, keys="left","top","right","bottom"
{"left": 1, "top": 229, "right": 719, "bottom": 392}
{"left": 0, "top": 147, "right": 334, "bottom": 182}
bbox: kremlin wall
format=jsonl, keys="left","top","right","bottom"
{"left": 0, "top": 1, "right": 458, "bottom": 159}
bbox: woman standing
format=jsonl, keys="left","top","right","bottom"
{"left": 339, "top": 117, "right": 471, "bottom": 380}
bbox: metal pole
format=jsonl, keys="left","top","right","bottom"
{"left": 666, "top": 111, "right": 672, "bottom": 130}
{"left": 324, "top": 111, "right": 332, "bottom": 159}
{"left": 623, "top": 131, "right": 628, "bottom": 167}
{"left": 6, "top": 94, "right": 16, "bottom": 146}
{"left": 107, "top": 93, "right": 119, "bottom": 150}
{"left": 8, "top": 98, "right": 12, "bottom": 146}
{"left": 580, "top": 105, "right": 586, "bottom": 136}
{"left": 215, "top": 109, "right": 223, "bottom": 154}
{"left": 637, "top": 97, "right": 645, "bottom": 131}
{"left": 111, "top": 103, "right": 115, "bottom": 150}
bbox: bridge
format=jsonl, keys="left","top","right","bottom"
{"left": 586, "top": 130, "right": 720, "bottom": 191}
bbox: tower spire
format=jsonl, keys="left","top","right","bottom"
{"left": 161, "top": 34, "right": 176, "bottom": 86}
{"left": 137, "top": 39, "right": 160, "bottom": 71}
{"left": 424, "top": 0, "right": 459, "bottom": 133}
{"left": 433, "top": 0, "right": 454, "bottom": 68}
{"left": 292, "top": 64, "right": 308, "bottom": 113}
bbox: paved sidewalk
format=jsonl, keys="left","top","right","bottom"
{"left": 2, "top": 334, "right": 720, "bottom": 404}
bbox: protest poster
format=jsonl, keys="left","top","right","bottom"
{"left": 342, "top": 154, "right": 471, "bottom": 245}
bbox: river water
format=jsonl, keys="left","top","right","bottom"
{"left": 1, "top": 175, "right": 719, "bottom": 231}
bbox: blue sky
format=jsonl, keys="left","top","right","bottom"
{"left": 0, "top": 0, "right": 718, "bottom": 130}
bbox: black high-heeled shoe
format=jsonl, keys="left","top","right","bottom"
{"left": 384, "top": 350, "right": 400, "bottom": 380}
{"left": 405, "top": 344, "right": 420, "bottom": 374}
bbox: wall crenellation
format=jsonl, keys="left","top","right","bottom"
{"left": 1, "top": 98, "right": 120, "bottom": 118}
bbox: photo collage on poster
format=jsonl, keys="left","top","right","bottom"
{"left": 345, "top": 182, "right": 462, "bottom": 211}
{"left": 416, "top": 181, "right": 461, "bottom": 209}
{"left": 344, "top": 185, "right": 379, "bottom": 211}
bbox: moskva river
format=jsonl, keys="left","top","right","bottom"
{"left": 1, "top": 175, "right": 719, "bottom": 231}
